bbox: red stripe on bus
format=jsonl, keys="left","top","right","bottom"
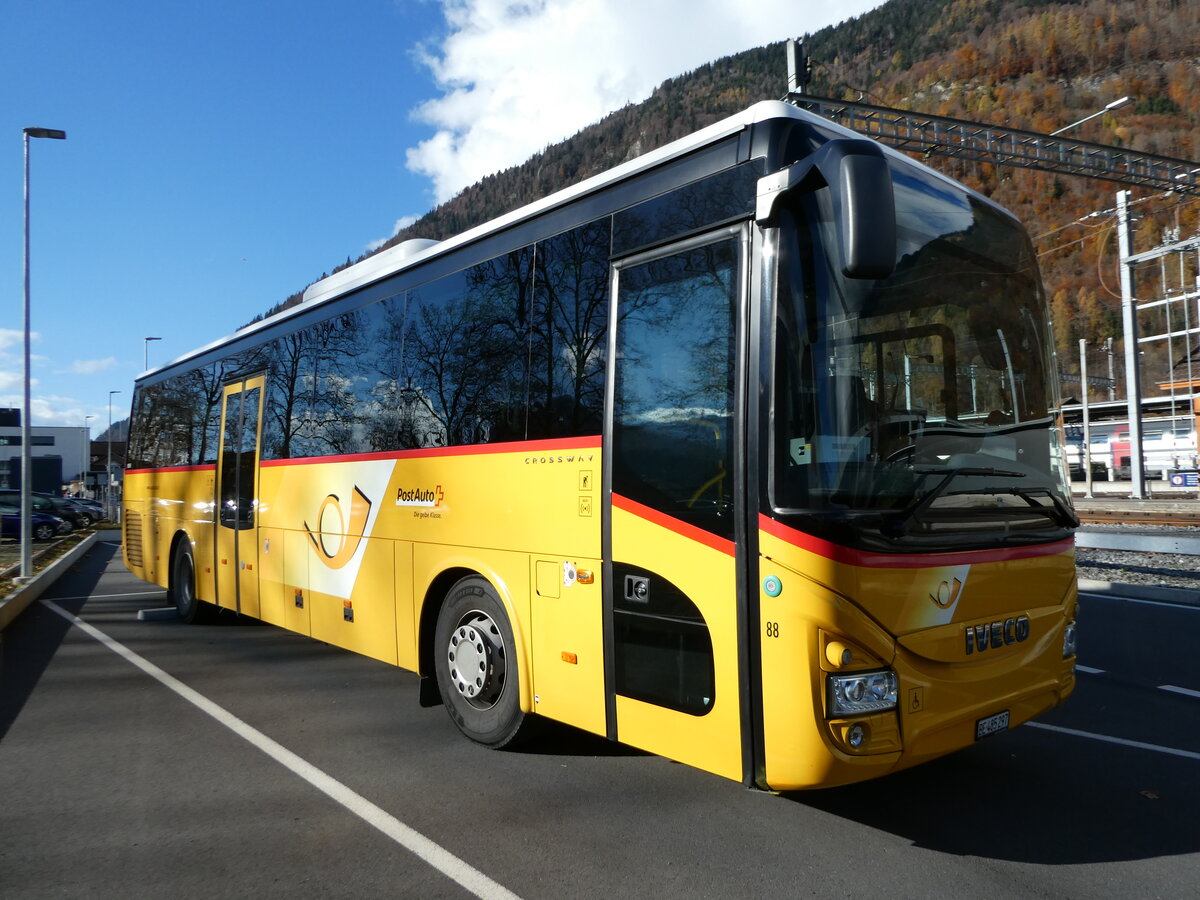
{"left": 758, "top": 514, "right": 1073, "bottom": 568}
{"left": 260, "top": 435, "right": 601, "bottom": 467}
{"left": 125, "top": 437, "right": 600, "bottom": 474}
{"left": 612, "top": 493, "right": 736, "bottom": 557}
{"left": 124, "top": 464, "right": 216, "bottom": 475}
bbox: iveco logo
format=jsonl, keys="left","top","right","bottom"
{"left": 965, "top": 615, "right": 1030, "bottom": 654}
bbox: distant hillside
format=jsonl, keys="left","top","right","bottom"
{"left": 258, "top": 0, "right": 1200, "bottom": 387}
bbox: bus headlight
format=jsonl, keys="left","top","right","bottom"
{"left": 1063, "top": 618, "right": 1078, "bottom": 658}
{"left": 827, "top": 670, "right": 898, "bottom": 716}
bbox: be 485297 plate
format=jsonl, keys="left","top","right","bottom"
{"left": 975, "top": 710, "right": 1010, "bottom": 740}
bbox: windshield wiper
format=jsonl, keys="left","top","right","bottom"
{"left": 995, "top": 486, "right": 1080, "bottom": 528}
{"left": 884, "top": 466, "right": 1025, "bottom": 536}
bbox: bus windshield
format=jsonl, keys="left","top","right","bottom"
{"left": 771, "top": 161, "right": 1075, "bottom": 550}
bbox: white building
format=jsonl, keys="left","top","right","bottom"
{"left": 0, "top": 411, "right": 92, "bottom": 495}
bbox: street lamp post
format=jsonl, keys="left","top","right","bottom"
{"left": 20, "top": 126, "right": 67, "bottom": 581}
{"left": 1050, "top": 96, "right": 1131, "bottom": 136}
{"left": 107, "top": 390, "right": 121, "bottom": 519}
{"left": 144, "top": 336, "right": 161, "bottom": 370}
{"left": 84, "top": 414, "right": 95, "bottom": 496}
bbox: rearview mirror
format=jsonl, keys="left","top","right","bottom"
{"left": 757, "top": 138, "right": 897, "bottom": 280}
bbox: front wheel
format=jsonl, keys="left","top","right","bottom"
{"left": 433, "top": 576, "right": 528, "bottom": 748}
{"left": 32, "top": 522, "right": 56, "bottom": 541}
{"left": 170, "top": 541, "right": 208, "bottom": 623}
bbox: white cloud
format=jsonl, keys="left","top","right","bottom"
{"left": 0, "top": 392, "right": 83, "bottom": 426}
{"left": 407, "top": 0, "right": 884, "bottom": 203}
{"left": 0, "top": 329, "right": 23, "bottom": 352}
{"left": 68, "top": 357, "right": 120, "bottom": 376}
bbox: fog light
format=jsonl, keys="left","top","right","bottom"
{"left": 847, "top": 723, "right": 866, "bottom": 749}
{"left": 1062, "top": 618, "right": 1078, "bottom": 658}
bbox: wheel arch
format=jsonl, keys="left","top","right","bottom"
{"left": 416, "top": 562, "right": 533, "bottom": 715}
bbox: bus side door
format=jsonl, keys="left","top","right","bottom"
{"left": 214, "top": 376, "right": 265, "bottom": 617}
{"left": 606, "top": 228, "right": 747, "bottom": 783}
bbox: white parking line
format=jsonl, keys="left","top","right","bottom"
{"left": 1159, "top": 684, "right": 1200, "bottom": 700}
{"left": 50, "top": 590, "right": 166, "bottom": 601}
{"left": 1025, "top": 721, "right": 1200, "bottom": 761}
{"left": 1128, "top": 597, "right": 1200, "bottom": 611}
{"left": 40, "top": 597, "right": 522, "bottom": 900}
{"left": 1074, "top": 665, "right": 1105, "bottom": 675}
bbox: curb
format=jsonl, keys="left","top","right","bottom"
{"left": 0, "top": 532, "right": 101, "bottom": 631}
{"left": 1077, "top": 578, "right": 1200, "bottom": 607}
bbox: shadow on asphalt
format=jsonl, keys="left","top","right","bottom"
{"left": 786, "top": 722, "right": 1200, "bottom": 865}
{"left": 0, "top": 540, "right": 116, "bottom": 741}
{"left": 511, "top": 719, "right": 649, "bottom": 759}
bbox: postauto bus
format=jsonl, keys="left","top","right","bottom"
{"left": 123, "top": 101, "right": 1078, "bottom": 789}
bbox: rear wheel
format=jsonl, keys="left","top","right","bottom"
{"left": 434, "top": 575, "right": 528, "bottom": 747}
{"left": 170, "top": 541, "right": 208, "bottom": 623}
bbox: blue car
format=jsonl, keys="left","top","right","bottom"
{"left": 0, "top": 505, "right": 68, "bottom": 541}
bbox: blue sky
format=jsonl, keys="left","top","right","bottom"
{"left": 3, "top": 0, "right": 883, "bottom": 437}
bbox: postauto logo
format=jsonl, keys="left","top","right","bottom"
{"left": 395, "top": 485, "right": 443, "bottom": 507}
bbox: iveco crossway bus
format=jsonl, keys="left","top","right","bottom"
{"left": 124, "top": 101, "right": 1078, "bottom": 789}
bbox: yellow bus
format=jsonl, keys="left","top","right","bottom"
{"left": 123, "top": 100, "right": 1078, "bottom": 789}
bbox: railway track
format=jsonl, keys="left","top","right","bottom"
{"left": 1077, "top": 510, "right": 1196, "bottom": 527}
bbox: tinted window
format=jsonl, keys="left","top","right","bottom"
{"left": 528, "top": 220, "right": 609, "bottom": 439}
{"left": 612, "top": 236, "right": 739, "bottom": 540}
{"left": 129, "top": 363, "right": 225, "bottom": 468}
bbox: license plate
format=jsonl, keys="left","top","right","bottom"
{"left": 975, "top": 710, "right": 1010, "bottom": 740}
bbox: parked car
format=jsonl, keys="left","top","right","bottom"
{"left": 0, "top": 504, "right": 68, "bottom": 541}
{"left": 38, "top": 494, "right": 92, "bottom": 529}
{"left": 71, "top": 497, "right": 105, "bottom": 518}
{"left": 0, "top": 490, "right": 87, "bottom": 531}
{"left": 59, "top": 497, "right": 102, "bottom": 525}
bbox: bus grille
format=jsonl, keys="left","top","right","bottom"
{"left": 124, "top": 512, "right": 144, "bottom": 567}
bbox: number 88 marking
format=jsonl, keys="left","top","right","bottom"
{"left": 765, "top": 621, "right": 780, "bottom": 638}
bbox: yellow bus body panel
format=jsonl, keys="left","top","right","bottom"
{"left": 126, "top": 440, "right": 603, "bottom": 715}
{"left": 610, "top": 504, "right": 742, "bottom": 782}
{"left": 758, "top": 521, "right": 1076, "bottom": 790}
{"left": 123, "top": 467, "right": 217, "bottom": 602}
{"left": 529, "top": 554, "right": 607, "bottom": 736}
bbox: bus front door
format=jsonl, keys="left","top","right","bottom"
{"left": 606, "top": 229, "right": 746, "bottom": 782}
{"left": 214, "top": 376, "right": 265, "bottom": 617}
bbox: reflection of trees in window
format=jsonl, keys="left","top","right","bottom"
{"left": 359, "top": 296, "right": 416, "bottom": 451}
{"left": 129, "top": 362, "right": 227, "bottom": 468}
{"left": 263, "top": 314, "right": 365, "bottom": 459}
{"left": 262, "top": 329, "right": 311, "bottom": 460}
{"left": 405, "top": 251, "right": 532, "bottom": 446}
{"left": 613, "top": 238, "right": 738, "bottom": 538}
{"left": 307, "top": 313, "right": 367, "bottom": 455}
{"left": 618, "top": 241, "right": 736, "bottom": 417}
{"left": 613, "top": 163, "right": 757, "bottom": 256}
{"left": 255, "top": 229, "right": 615, "bottom": 459}
{"left": 530, "top": 220, "right": 609, "bottom": 438}
{"left": 190, "top": 363, "right": 227, "bottom": 464}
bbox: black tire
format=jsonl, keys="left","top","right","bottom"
{"left": 32, "top": 522, "right": 56, "bottom": 541}
{"left": 170, "top": 541, "right": 207, "bottom": 624}
{"left": 434, "top": 575, "right": 528, "bottom": 748}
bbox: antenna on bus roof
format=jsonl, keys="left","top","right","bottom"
{"left": 786, "top": 38, "right": 811, "bottom": 99}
